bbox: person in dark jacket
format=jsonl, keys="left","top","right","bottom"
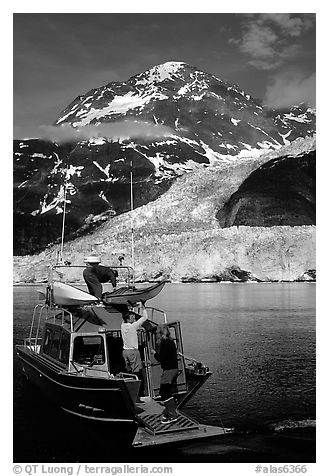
{"left": 152, "top": 324, "right": 179, "bottom": 424}
{"left": 83, "top": 256, "right": 118, "bottom": 300}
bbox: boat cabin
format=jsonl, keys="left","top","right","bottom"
{"left": 34, "top": 302, "right": 188, "bottom": 399}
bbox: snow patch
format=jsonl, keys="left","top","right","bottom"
{"left": 176, "top": 77, "right": 208, "bottom": 99}
{"left": 93, "top": 161, "right": 111, "bottom": 178}
{"left": 136, "top": 62, "right": 186, "bottom": 85}
{"left": 72, "top": 91, "right": 167, "bottom": 126}
{"left": 283, "top": 112, "right": 312, "bottom": 123}
{"left": 66, "top": 165, "right": 84, "bottom": 179}
{"left": 89, "top": 137, "right": 106, "bottom": 145}
{"left": 99, "top": 191, "right": 110, "bottom": 203}
{"left": 278, "top": 130, "right": 292, "bottom": 145}
{"left": 200, "top": 141, "right": 229, "bottom": 164}
{"left": 231, "top": 118, "right": 241, "bottom": 126}
{"left": 31, "top": 153, "right": 47, "bottom": 159}
{"left": 257, "top": 141, "right": 277, "bottom": 149}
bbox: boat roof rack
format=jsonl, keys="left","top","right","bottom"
{"left": 49, "top": 263, "right": 135, "bottom": 288}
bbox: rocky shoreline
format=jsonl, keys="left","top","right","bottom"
{"left": 13, "top": 266, "right": 316, "bottom": 285}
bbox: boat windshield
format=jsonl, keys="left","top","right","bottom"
{"left": 72, "top": 335, "right": 105, "bottom": 366}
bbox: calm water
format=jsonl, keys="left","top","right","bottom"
{"left": 13, "top": 283, "right": 316, "bottom": 463}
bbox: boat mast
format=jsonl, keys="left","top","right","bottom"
{"left": 57, "top": 142, "right": 79, "bottom": 265}
{"left": 130, "top": 160, "right": 135, "bottom": 276}
{"left": 59, "top": 168, "right": 68, "bottom": 264}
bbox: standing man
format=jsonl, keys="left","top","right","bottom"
{"left": 83, "top": 256, "right": 118, "bottom": 299}
{"left": 121, "top": 302, "right": 148, "bottom": 402}
{"left": 152, "top": 324, "right": 179, "bottom": 424}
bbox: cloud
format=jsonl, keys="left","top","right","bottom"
{"left": 258, "top": 13, "right": 312, "bottom": 37}
{"left": 231, "top": 13, "right": 315, "bottom": 71}
{"left": 14, "top": 120, "right": 175, "bottom": 142}
{"left": 238, "top": 23, "right": 279, "bottom": 69}
{"left": 263, "top": 71, "right": 316, "bottom": 108}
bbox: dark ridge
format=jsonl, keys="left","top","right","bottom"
{"left": 216, "top": 151, "right": 315, "bottom": 227}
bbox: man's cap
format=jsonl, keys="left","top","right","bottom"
{"left": 84, "top": 255, "right": 101, "bottom": 264}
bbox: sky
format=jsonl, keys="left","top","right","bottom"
{"left": 13, "top": 12, "right": 316, "bottom": 138}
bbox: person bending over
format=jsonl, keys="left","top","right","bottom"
{"left": 83, "top": 256, "right": 117, "bottom": 299}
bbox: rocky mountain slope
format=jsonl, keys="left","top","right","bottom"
{"left": 14, "top": 62, "right": 316, "bottom": 255}
{"left": 13, "top": 136, "right": 316, "bottom": 283}
{"left": 217, "top": 150, "right": 315, "bottom": 227}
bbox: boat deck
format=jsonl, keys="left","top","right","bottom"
{"left": 133, "top": 399, "right": 229, "bottom": 447}
{"left": 135, "top": 398, "right": 199, "bottom": 435}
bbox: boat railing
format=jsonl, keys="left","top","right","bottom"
{"left": 24, "top": 337, "right": 43, "bottom": 353}
{"left": 117, "top": 372, "right": 139, "bottom": 380}
{"left": 50, "top": 264, "right": 135, "bottom": 288}
{"left": 29, "top": 302, "right": 75, "bottom": 345}
{"left": 68, "top": 363, "right": 112, "bottom": 378}
{"left": 49, "top": 308, "right": 74, "bottom": 332}
{"left": 28, "top": 304, "right": 48, "bottom": 352}
{"left": 145, "top": 306, "right": 167, "bottom": 324}
{"left": 68, "top": 363, "right": 139, "bottom": 380}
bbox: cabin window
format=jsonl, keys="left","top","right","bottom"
{"left": 49, "top": 330, "right": 61, "bottom": 359}
{"left": 58, "top": 332, "right": 70, "bottom": 364}
{"left": 73, "top": 336, "right": 105, "bottom": 366}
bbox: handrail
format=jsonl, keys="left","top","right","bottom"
{"left": 145, "top": 306, "right": 167, "bottom": 324}
{"left": 48, "top": 307, "right": 74, "bottom": 332}
{"left": 51, "top": 264, "right": 135, "bottom": 287}
{"left": 28, "top": 304, "right": 49, "bottom": 352}
{"left": 24, "top": 337, "right": 42, "bottom": 352}
{"left": 35, "top": 305, "right": 47, "bottom": 350}
{"left": 68, "top": 362, "right": 139, "bottom": 380}
{"left": 69, "top": 360, "right": 112, "bottom": 377}
{"left": 63, "top": 308, "right": 73, "bottom": 333}
{"left": 117, "top": 372, "right": 139, "bottom": 380}
{"left": 178, "top": 351, "right": 198, "bottom": 363}
{"left": 28, "top": 304, "right": 43, "bottom": 343}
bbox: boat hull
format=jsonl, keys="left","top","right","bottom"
{"left": 104, "top": 281, "right": 166, "bottom": 305}
{"left": 16, "top": 346, "right": 231, "bottom": 448}
{"left": 53, "top": 282, "right": 99, "bottom": 306}
{"left": 16, "top": 346, "right": 139, "bottom": 424}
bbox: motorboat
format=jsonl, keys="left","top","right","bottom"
{"left": 16, "top": 263, "right": 230, "bottom": 447}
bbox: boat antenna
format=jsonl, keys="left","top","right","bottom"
{"left": 59, "top": 167, "right": 68, "bottom": 264}
{"left": 56, "top": 142, "right": 80, "bottom": 265}
{"left": 130, "top": 160, "right": 135, "bottom": 274}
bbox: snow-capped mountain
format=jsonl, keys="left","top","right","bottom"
{"left": 56, "top": 61, "right": 315, "bottom": 156}
{"left": 14, "top": 62, "right": 316, "bottom": 255}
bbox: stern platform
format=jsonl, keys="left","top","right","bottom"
{"left": 133, "top": 398, "right": 229, "bottom": 447}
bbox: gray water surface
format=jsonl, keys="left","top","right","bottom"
{"left": 13, "top": 282, "right": 315, "bottom": 462}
